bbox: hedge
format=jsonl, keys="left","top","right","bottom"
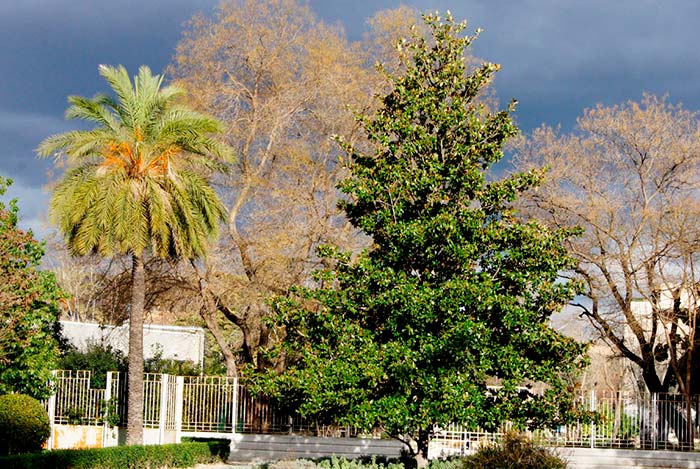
{"left": 0, "top": 394, "right": 51, "bottom": 455}
{"left": 0, "top": 441, "right": 228, "bottom": 469}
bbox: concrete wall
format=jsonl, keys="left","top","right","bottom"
{"left": 44, "top": 427, "right": 700, "bottom": 468}
{"left": 50, "top": 424, "right": 104, "bottom": 450}
{"left": 60, "top": 320, "right": 205, "bottom": 365}
{"left": 50, "top": 425, "right": 179, "bottom": 450}
{"left": 229, "top": 434, "right": 404, "bottom": 462}
{"left": 228, "top": 435, "right": 700, "bottom": 468}
{"left": 559, "top": 447, "right": 700, "bottom": 468}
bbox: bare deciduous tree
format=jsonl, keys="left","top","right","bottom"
{"left": 169, "top": 0, "right": 387, "bottom": 375}
{"left": 514, "top": 95, "right": 700, "bottom": 401}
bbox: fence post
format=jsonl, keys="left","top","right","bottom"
{"left": 232, "top": 378, "right": 239, "bottom": 436}
{"left": 103, "top": 371, "right": 113, "bottom": 448}
{"left": 46, "top": 370, "right": 57, "bottom": 450}
{"left": 175, "top": 376, "right": 184, "bottom": 443}
{"left": 159, "top": 374, "right": 169, "bottom": 444}
{"left": 589, "top": 389, "right": 596, "bottom": 449}
{"left": 652, "top": 393, "right": 658, "bottom": 450}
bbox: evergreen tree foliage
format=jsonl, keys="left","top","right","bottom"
{"left": 261, "top": 13, "right": 587, "bottom": 465}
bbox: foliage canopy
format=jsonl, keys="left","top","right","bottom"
{"left": 260, "top": 13, "right": 587, "bottom": 465}
{"left": 0, "top": 393, "right": 51, "bottom": 455}
{"left": 37, "top": 65, "right": 230, "bottom": 260}
{"left": 0, "top": 177, "right": 63, "bottom": 399}
{"left": 169, "top": 0, "right": 396, "bottom": 375}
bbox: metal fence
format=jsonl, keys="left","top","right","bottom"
{"left": 181, "top": 376, "right": 236, "bottom": 433}
{"left": 430, "top": 391, "right": 700, "bottom": 456}
{"left": 236, "top": 386, "right": 357, "bottom": 437}
{"left": 52, "top": 370, "right": 106, "bottom": 425}
{"left": 46, "top": 371, "right": 700, "bottom": 452}
{"left": 48, "top": 370, "right": 363, "bottom": 439}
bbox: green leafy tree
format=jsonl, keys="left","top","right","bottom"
{"left": 37, "top": 65, "right": 231, "bottom": 444}
{"left": 58, "top": 341, "right": 128, "bottom": 388}
{"left": 261, "top": 14, "right": 586, "bottom": 467}
{"left": 0, "top": 177, "right": 63, "bottom": 399}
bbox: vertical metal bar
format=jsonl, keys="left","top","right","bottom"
{"left": 590, "top": 389, "right": 596, "bottom": 448}
{"left": 175, "top": 376, "right": 184, "bottom": 443}
{"left": 232, "top": 378, "right": 238, "bottom": 436}
{"left": 196, "top": 378, "right": 201, "bottom": 431}
{"left": 46, "top": 370, "right": 57, "bottom": 450}
{"left": 103, "top": 371, "right": 113, "bottom": 448}
{"left": 652, "top": 393, "right": 658, "bottom": 450}
{"left": 159, "top": 374, "right": 169, "bottom": 443}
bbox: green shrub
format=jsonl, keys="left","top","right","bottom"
{"left": 0, "top": 441, "right": 225, "bottom": 468}
{"left": 318, "top": 456, "right": 404, "bottom": 469}
{"left": 57, "top": 341, "right": 127, "bottom": 388}
{"left": 461, "top": 432, "right": 567, "bottom": 469}
{"left": 180, "top": 437, "right": 230, "bottom": 460}
{"left": 260, "top": 457, "right": 405, "bottom": 469}
{"left": 426, "top": 458, "right": 461, "bottom": 469}
{"left": 0, "top": 394, "right": 51, "bottom": 455}
{"left": 313, "top": 456, "right": 459, "bottom": 469}
{"left": 264, "top": 459, "right": 319, "bottom": 469}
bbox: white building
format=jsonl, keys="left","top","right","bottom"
{"left": 60, "top": 320, "right": 206, "bottom": 368}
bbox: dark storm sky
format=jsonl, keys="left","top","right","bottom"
{"left": 2, "top": 0, "right": 700, "bottom": 235}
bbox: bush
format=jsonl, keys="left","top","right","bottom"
{"left": 180, "top": 437, "right": 230, "bottom": 460}
{"left": 260, "top": 457, "right": 405, "bottom": 469}
{"left": 0, "top": 394, "right": 51, "bottom": 455}
{"left": 144, "top": 344, "right": 201, "bottom": 376}
{"left": 461, "top": 432, "right": 567, "bottom": 469}
{"left": 0, "top": 441, "right": 225, "bottom": 468}
{"left": 426, "top": 458, "right": 461, "bottom": 469}
{"left": 57, "top": 341, "right": 128, "bottom": 388}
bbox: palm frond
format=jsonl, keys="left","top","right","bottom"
{"left": 98, "top": 64, "right": 137, "bottom": 129}
{"left": 41, "top": 64, "right": 231, "bottom": 260}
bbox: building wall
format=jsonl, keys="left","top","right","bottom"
{"left": 60, "top": 320, "right": 205, "bottom": 366}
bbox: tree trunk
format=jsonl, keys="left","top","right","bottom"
{"left": 414, "top": 450, "right": 429, "bottom": 469}
{"left": 126, "top": 252, "right": 145, "bottom": 445}
{"left": 404, "top": 429, "right": 431, "bottom": 469}
{"left": 194, "top": 276, "right": 239, "bottom": 378}
{"left": 199, "top": 304, "right": 238, "bottom": 378}
{"left": 415, "top": 429, "right": 431, "bottom": 469}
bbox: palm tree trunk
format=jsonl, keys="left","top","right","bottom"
{"left": 126, "top": 252, "right": 145, "bottom": 445}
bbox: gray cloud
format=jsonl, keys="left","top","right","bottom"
{"left": 0, "top": 0, "right": 217, "bottom": 234}
{"left": 311, "top": 0, "right": 700, "bottom": 130}
{"left": 0, "top": 111, "right": 72, "bottom": 187}
{"left": 2, "top": 182, "right": 51, "bottom": 238}
{"left": 0, "top": 0, "right": 218, "bottom": 113}
{"left": 457, "top": 0, "right": 700, "bottom": 129}
{"left": 3, "top": 0, "right": 700, "bottom": 235}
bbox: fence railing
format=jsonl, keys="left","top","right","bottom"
{"left": 52, "top": 370, "right": 106, "bottom": 425}
{"left": 235, "top": 386, "right": 356, "bottom": 436}
{"left": 430, "top": 390, "right": 700, "bottom": 456}
{"left": 181, "top": 376, "right": 236, "bottom": 433}
{"left": 46, "top": 371, "right": 700, "bottom": 452}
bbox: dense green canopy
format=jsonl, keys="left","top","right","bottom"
{"left": 260, "top": 13, "right": 587, "bottom": 465}
{"left": 0, "top": 177, "right": 63, "bottom": 399}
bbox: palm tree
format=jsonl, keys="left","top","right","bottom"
{"left": 38, "top": 65, "right": 231, "bottom": 444}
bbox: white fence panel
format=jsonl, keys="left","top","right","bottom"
{"left": 52, "top": 370, "right": 105, "bottom": 425}
{"left": 45, "top": 370, "right": 700, "bottom": 455}
{"left": 181, "top": 376, "right": 236, "bottom": 433}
